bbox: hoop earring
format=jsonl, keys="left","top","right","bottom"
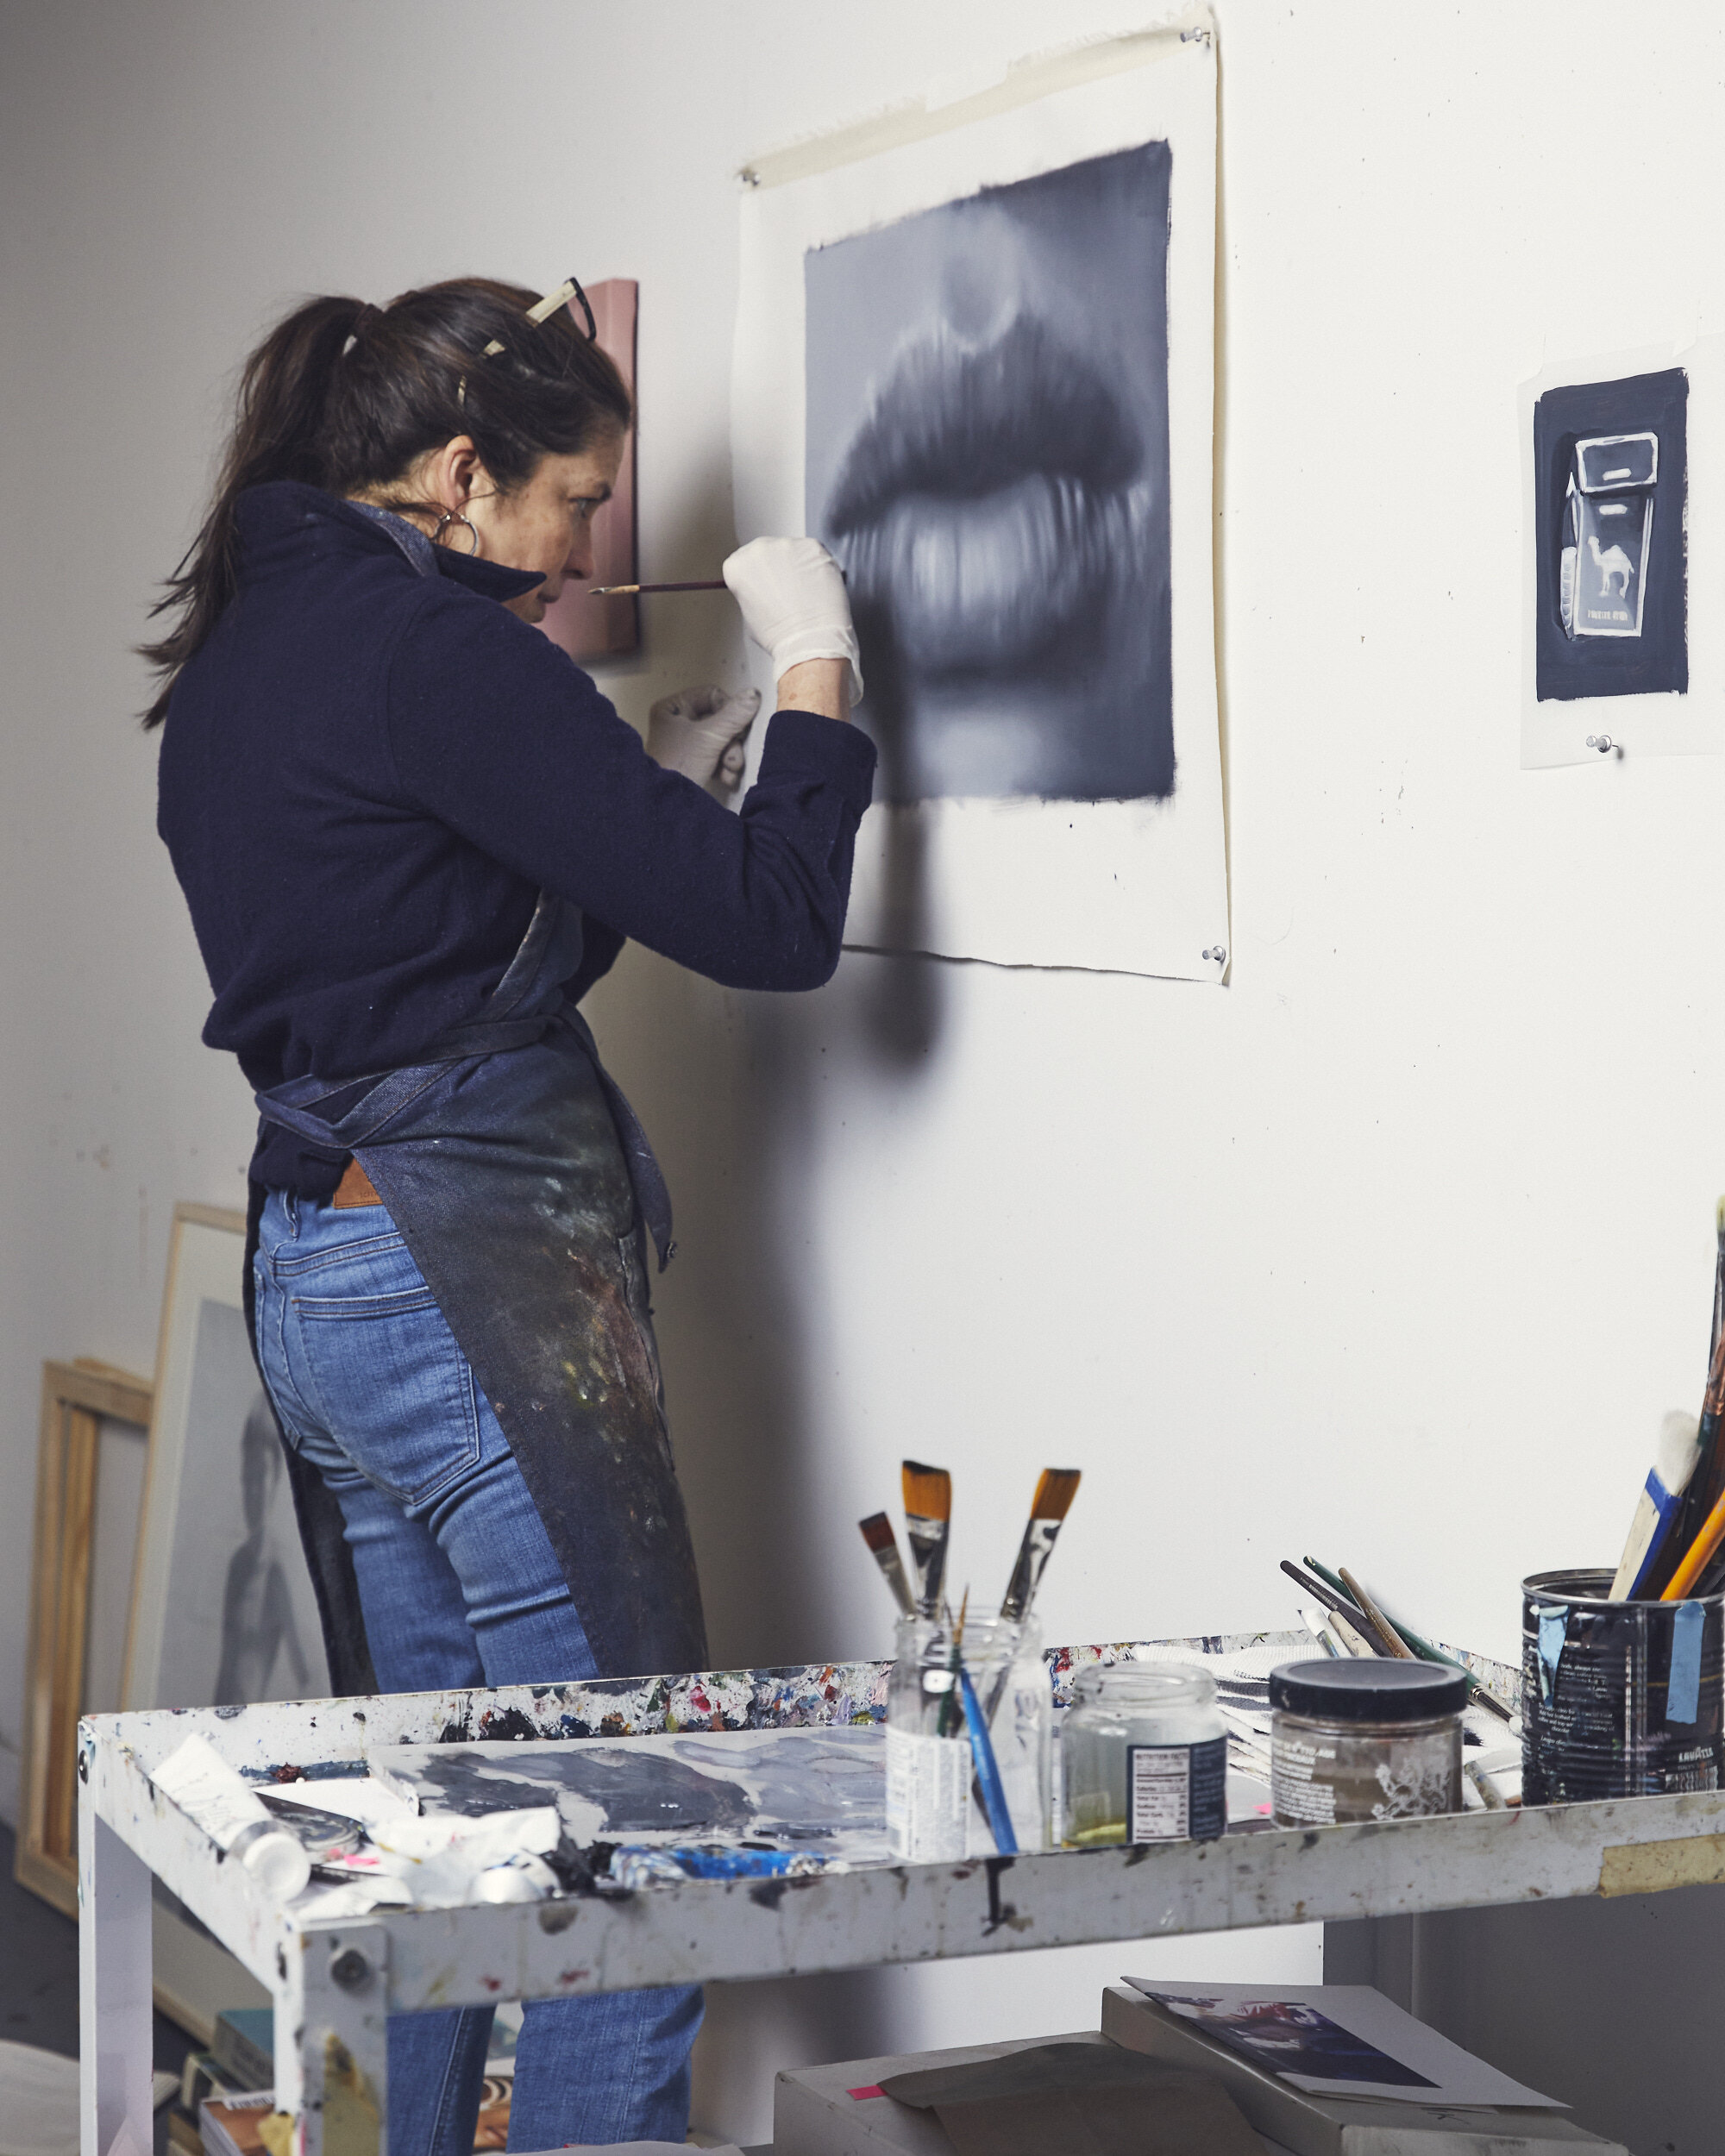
{"left": 432, "top": 511, "right": 480, "bottom": 555}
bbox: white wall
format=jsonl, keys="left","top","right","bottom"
{"left": 6, "top": 1, "right": 1725, "bottom": 2142}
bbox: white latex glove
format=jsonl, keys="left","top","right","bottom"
{"left": 722, "top": 536, "right": 864, "bottom": 706}
{"left": 645, "top": 684, "right": 761, "bottom": 793}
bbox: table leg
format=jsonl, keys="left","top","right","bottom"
{"left": 78, "top": 1797, "right": 154, "bottom": 2156}
{"left": 278, "top": 1926, "right": 391, "bottom": 2156}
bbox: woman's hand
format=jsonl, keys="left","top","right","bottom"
{"left": 723, "top": 536, "right": 863, "bottom": 713}
{"left": 646, "top": 685, "right": 761, "bottom": 793}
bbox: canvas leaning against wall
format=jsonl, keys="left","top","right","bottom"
{"left": 734, "top": 20, "right": 1226, "bottom": 981}
{"left": 123, "top": 1204, "right": 329, "bottom": 1714}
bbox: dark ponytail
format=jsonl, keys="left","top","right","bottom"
{"left": 140, "top": 278, "right": 631, "bottom": 727}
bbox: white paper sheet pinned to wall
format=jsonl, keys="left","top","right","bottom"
{"left": 733, "top": 15, "right": 1227, "bottom": 981}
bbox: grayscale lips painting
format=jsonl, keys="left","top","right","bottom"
{"left": 806, "top": 142, "right": 1172, "bottom": 805}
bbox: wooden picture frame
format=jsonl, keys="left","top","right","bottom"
{"left": 16, "top": 1358, "right": 153, "bottom": 1917}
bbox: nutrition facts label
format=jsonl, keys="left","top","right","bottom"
{"left": 1128, "top": 1737, "right": 1226, "bottom": 1842}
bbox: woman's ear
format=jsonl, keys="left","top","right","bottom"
{"left": 422, "top": 434, "right": 483, "bottom": 512}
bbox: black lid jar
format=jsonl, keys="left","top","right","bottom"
{"left": 1270, "top": 1658, "right": 1465, "bottom": 1826}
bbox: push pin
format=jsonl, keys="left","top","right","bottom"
{"left": 1585, "top": 734, "right": 1615, "bottom": 754}
{"left": 1202, "top": 946, "right": 1226, "bottom": 964}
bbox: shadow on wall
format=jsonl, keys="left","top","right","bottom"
{"left": 672, "top": 849, "right": 948, "bottom": 2134}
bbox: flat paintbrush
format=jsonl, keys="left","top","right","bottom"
{"left": 902, "top": 1460, "right": 952, "bottom": 1619}
{"left": 858, "top": 1513, "right": 916, "bottom": 1616}
{"left": 1000, "top": 1470, "right": 1082, "bottom": 1622}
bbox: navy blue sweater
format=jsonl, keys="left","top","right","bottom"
{"left": 158, "top": 483, "right": 876, "bottom": 1194}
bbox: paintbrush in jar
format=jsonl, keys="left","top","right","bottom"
{"left": 999, "top": 1470, "right": 1082, "bottom": 1622}
{"left": 935, "top": 1588, "right": 970, "bottom": 1739}
{"left": 858, "top": 1513, "right": 916, "bottom": 1616}
{"left": 902, "top": 1461, "right": 952, "bottom": 1619}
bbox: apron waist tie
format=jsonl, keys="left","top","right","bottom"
{"left": 258, "top": 1006, "right": 675, "bottom": 1269}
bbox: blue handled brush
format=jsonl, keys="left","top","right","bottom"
{"left": 957, "top": 1661, "right": 1018, "bottom": 1855}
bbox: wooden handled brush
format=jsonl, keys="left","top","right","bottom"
{"left": 999, "top": 1470, "right": 1082, "bottom": 1621}
{"left": 858, "top": 1513, "right": 916, "bottom": 1615}
{"left": 902, "top": 1461, "right": 952, "bottom": 1619}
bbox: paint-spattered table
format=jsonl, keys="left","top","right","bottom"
{"left": 78, "top": 1639, "right": 1725, "bottom": 2156}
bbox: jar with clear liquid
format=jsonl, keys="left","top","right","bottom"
{"left": 886, "top": 1612, "right": 1049, "bottom": 1860}
{"left": 1060, "top": 1664, "right": 1228, "bottom": 1846}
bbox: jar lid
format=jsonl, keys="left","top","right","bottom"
{"left": 1269, "top": 1658, "right": 1468, "bottom": 1721}
{"left": 1073, "top": 1663, "right": 1216, "bottom": 1706}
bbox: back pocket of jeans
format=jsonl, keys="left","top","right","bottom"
{"left": 290, "top": 1281, "right": 481, "bottom": 1507}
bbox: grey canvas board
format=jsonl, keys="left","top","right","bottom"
{"left": 370, "top": 1725, "right": 888, "bottom": 1860}
{"left": 806, "top": 141, "right": 1173, "bottom": 806}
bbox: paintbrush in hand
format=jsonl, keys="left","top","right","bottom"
{"left": 586, "top": 579, "right": 727, "bottom": 595}
{"left": 858, "top": 1513, "right": 916, "bottom": 1616}
{"left": 902, "top": 1461, "right": 952, "bottom": 1619}
{"left": 1000, "top": 1470, "right": 1082, "bottom": 1622}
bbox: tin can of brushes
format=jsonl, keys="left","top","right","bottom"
{"left": 1521, "top": 1568, "right": 1724, "bottom": 1803}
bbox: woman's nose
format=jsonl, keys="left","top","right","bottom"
{"left": 568, "top": 526, "right": 597, "bottom": 579}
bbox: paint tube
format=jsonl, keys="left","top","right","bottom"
{"left": 473, "top": 1851, "right": 561, "bottom": 1903}
{"left": 1610, "top": 1409, "right": 1704, "bottom": 1599}
{"left": 152, "top": 1733, "right": 312, "bottom": 1900}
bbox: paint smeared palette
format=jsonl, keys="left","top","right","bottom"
{"left": 370, "top": 1725, "right": 889, "bottom": 1867}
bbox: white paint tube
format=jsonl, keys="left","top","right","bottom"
{"left": 152, "top": 1732, "right": 312, "bottom": 1900}
{"left": 1610, "top": 1409, "right": 1703, "bottom": 1599}
{"left": 473, "top": 1851, "right": 561, "bottom": 1903}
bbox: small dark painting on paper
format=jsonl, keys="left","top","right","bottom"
{"left": 806, "top": 142, "right": 1172, "bottom": 804}
{"left": 1533, "top": 367, "right": 1687, "bottom": 702}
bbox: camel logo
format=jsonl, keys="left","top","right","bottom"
{"left": 1559, "top": 429, "right": 1657, "bottom": 640}
{"left": 1590, "top": 534, "right": 1634, "bottom": 599}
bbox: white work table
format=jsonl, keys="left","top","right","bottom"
{"left": 77, "top": 1640, "right": 1725, "bottom": 2156}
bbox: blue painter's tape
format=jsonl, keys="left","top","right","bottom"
{"left": 1669, "top": 1601, "right": 1704, "bottom": 1724}
{"left": 1537, "top": 1608, "right": 1569, "bottom": 1702}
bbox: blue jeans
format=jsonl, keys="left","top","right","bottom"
{"left": 254, "top": 1189, "right": 702, "bottom": 2153}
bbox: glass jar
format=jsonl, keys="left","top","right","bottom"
{"left": 1270, "top": 1659, "right": 1467, "bottom": 1826}
{"left": 886, "top": 1611, "right": 1049, "bottom": 1859}
{"left": 1060, "top": 1664, "right": 1228, "bottom": 1846}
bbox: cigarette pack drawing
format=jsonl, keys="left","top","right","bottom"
{"left": 1532, "top": 367, "right": 1687, "bottom": 704}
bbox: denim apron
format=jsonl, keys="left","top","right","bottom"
{"left": 249, "top": 886, "right": 708, "bottom": 1687}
